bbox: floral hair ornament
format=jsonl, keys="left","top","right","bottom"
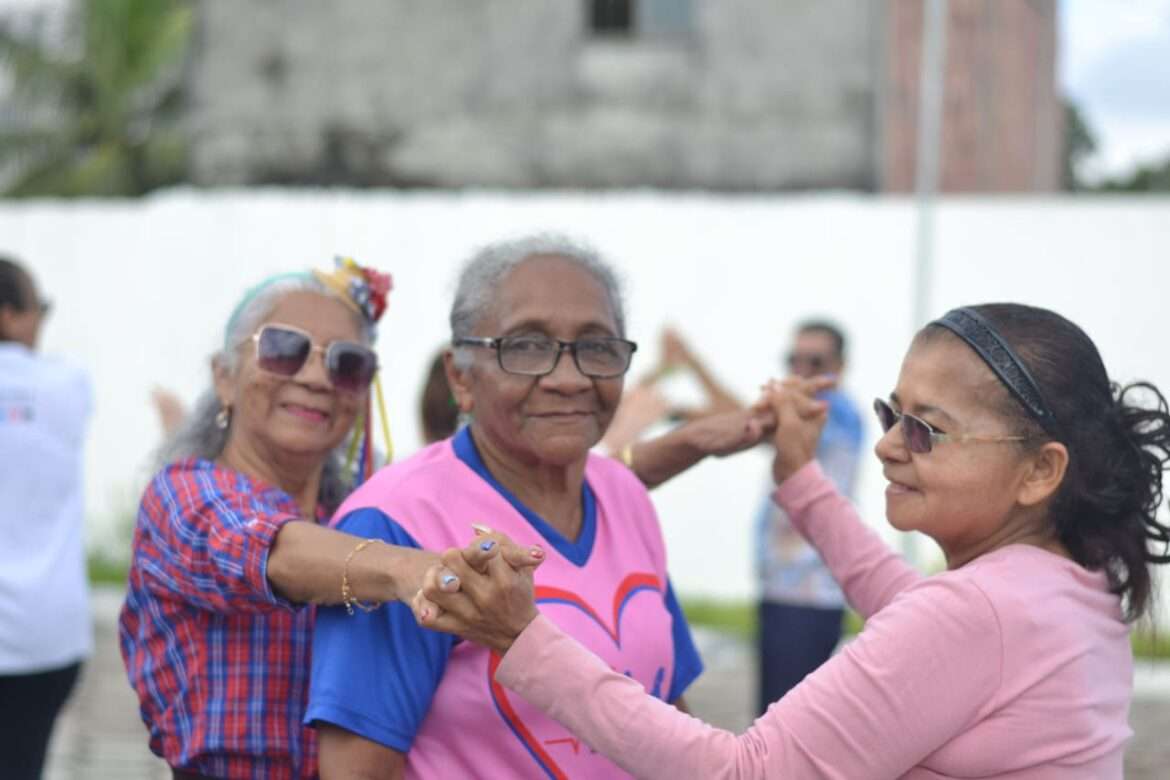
{"left": 312, "top": 256, "right": 396, "bottom": 484}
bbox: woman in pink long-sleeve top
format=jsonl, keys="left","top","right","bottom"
{"left": 418, "top": 303, "right": 1170, "bottom": 779}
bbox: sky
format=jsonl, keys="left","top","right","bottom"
{"left": 1, "top": 0, "right": 1168, "bottom": 182}
{"left": 1060, "top": 0, "right": 1170, "bottom": 179}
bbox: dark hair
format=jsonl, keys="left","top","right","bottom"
{"left": 0, "top": 257, "right": 31, "bottom": 311}
{"left": 797, "top": 319, "right": 846, "bottom": 361}
{"left": 420, "top": 350, "right": 458, "bottom": 444}
{"left": 925, "top": 303, "right": 1170, "bottom": 621}
{"left": 0, "top": 257, "right": 32, "bottom": 342}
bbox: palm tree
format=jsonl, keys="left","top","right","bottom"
{"left": 0, "top": 0, "right": 193, "bottom": 197}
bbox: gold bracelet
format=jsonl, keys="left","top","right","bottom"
{"left": 619, "top": 443, "right": 636, "bottom": 470}
{"left": 341, "top": 538, "right": 385, "bottom": 615}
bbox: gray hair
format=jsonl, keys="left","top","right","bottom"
{"left": 449, "top": 233, "right": 626, "bottom": 369}
{"left": 157, "top": 274, "right": 368, "bottom": 512}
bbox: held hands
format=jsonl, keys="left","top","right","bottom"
{"left": 412, "top": 528, "right": 544, "bottom": 654}
{"left": 758, "top": 375, "right": 836, "bottom": 485}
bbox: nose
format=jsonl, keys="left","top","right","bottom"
{"left": 873, "top": 422, "right": 908, "bottom": 464}
{"left": 295, "top": 346, "right": 333, "bottom": 392}
{"left": 538, "top": 345, "right": 593, "bottom": 393}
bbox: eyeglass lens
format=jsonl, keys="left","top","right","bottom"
{"left": 873, "top": 398, "right": 934, "bottom": 454}
{"left": 498, "top": 337, "right": 633, "bottom": 378}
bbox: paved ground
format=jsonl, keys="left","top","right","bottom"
{"left": 45, "top": 587, "right": 1170, "bottom": 778}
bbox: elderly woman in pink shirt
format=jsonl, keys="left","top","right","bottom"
{"left": 418, "top": 302, "right": 1170, "bottom": 779}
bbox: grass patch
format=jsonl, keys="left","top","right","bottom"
{"left": 683, "top": 598, "right": 1169, "bottom": 661}
{"left": 680, "top": 598, "right": 756, "bottom": 639}
{"left": 87, "top": 554, "right": 130, "bottom": 587}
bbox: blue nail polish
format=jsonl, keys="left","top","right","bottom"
{"left": 480, "top": 540, "right": 496, "bottom": 551}
{"left": 441, "top": 574, "right": 457, "bottom": 587}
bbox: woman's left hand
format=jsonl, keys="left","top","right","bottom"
{"left": 413, "top": 530, "right": 542, "bottom": 653}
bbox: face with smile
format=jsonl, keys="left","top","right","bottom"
{"left": 215, "top": 291, "right": 367, "bottom": 466}
{"left": 451, "top": 255, "right": 625, "bottom": 469}
{"left": 875, "top": 334, "right": 1056, "bottom": 564}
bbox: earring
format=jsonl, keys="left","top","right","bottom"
{"left": 215, "top": 406, "right": 231, "bottom": 430}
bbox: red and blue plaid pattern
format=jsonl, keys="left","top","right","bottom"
{"left": 119, "top": 459, "right": 319, "bottom": 779}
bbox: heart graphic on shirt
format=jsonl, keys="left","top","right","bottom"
{"left": 487, "top": 572, "right": 667, "bottom": 780}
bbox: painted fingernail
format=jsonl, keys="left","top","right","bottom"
{"left": 421, "top": 608, "right": 432, "bottom": 621}
{"left": 472, "top": 523, "right": 493, "bottom": 536}
{"left": 441, "top": 574, "right": 458, "bottom": 587}
{"left": 530, "top": 546, "right": 545, "bottom": 559}
{"left": 480, "top": 540, "right": 496, "bottom": 551}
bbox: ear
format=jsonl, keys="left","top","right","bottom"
{"left": 211, "top": 354, "right": 236, "bottom": 410}
{"left": 1016, "top": 441, "right": 1069, "bottom": 508}
{"left": 443, "top": 349, "right": 475, "bottom": 415}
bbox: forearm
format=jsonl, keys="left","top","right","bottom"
{"left": 267, "top": 521, "right": 433, "bottom": 606}
{"left": 775, "top": 462, "right": 922, "bottom": 617}
{"left": 629, "top": 424, "right": 709, "bottom": 489}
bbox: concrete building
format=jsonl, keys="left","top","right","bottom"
{"left": 185, "top": 0, "right": 1060, "bottom": 192}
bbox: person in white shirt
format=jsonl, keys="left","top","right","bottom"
{"left": 0, "top": 257, "right": 93, "bottom": 780}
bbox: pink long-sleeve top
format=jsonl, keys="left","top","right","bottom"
{"left": 496, "top": 461, "right": 1133, "bottom": 779}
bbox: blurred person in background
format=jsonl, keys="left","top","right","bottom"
{"left": 306, "top": 235, "right": 772, "bottom": 779}
{"left": 421, "top": 302, "right": 1166, "bottom": 778}
{"left": 646, "top": 322, "right": 863, "bottom": 712}
{"left": 118, "top": 260, "right": 536, "bottom": 780}
{"left": 0, "top": 257, "right": 92, "bottom": 780}
{"left": 418, "top": 348, "right": 460, "bottom": 444}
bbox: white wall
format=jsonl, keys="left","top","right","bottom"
{"left": 3, "top": 190, "right": 1168, "bottom": 610}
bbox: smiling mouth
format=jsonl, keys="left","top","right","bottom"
{"left": 282, "top": 403, "right": 331, "bottom": 423}
{"left": 885, "top": 479, "right": 919, "bottom": 495}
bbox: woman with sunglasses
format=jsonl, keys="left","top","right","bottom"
{"left": 417, "top": 303, "right": 1170, "bottom": 779}
{"left": 304, "top": 235, "right": 777, "bottom": 779}
{"left": 118, "top": 260, "right": 536, "bottom": 780}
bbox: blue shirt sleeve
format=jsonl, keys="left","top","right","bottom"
{"left": 304, "top": 507, "right": 455, "bottom": 752}
{"left": 664, "top": 578, "right": 704, "bottom": 702}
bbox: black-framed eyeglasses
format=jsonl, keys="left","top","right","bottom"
{"left": 786, "top": 351, "right": 831, "bottom": 374}
{"left": 252, "top": 323, "right": 378, "bottom": 394}
{"left": 873, "top": 397, "right": 1026, "bottom": 454}
{"left": 454, "top": 335, "right": 637, "bottom": 379}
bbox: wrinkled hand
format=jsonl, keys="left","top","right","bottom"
{"left": 685, "top": 406, "right": 777, "bottom": 457}
{"left": 412, "top": 529, "right": 543, "bottom": 653}
{"left": 760, "top": 375, "right": 836, "bottom": 484}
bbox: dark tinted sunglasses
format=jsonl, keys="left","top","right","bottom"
{"left": 786, "top": 351, "right": 831, "bottom": 373}
{"left": 873, "top": 397, "right": 1026, "bottom": 454}
{"left": 252, "top": 324, "right": 377, "bottom": 394}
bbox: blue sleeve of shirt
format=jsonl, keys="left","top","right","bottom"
{"left": 664, "top": 578, "right": 704, "bottom": 702}
{"left": 304, "top": 507, "right": 455, "bottom": 752}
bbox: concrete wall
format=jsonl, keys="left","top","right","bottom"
{"left": 186, "top": 0, "right": 881, "bottom": 189}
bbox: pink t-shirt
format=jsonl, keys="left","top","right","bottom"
{"left": 314, "top": 430, "right": 700, "bottom": 779}
{"left": 497, "top": 461, "right": 1132, "bottom": 779}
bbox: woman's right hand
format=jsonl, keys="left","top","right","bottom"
{"left": 759, "top": 375, "right": 835, "bottom": 484}
{"left": 413, "top": 530, "right": 542, "bottom": 653}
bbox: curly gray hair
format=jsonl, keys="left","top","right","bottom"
{"left": 157, "top": 274, "right": 369, "bottom": 511}
{"left": 449, "top": 233, "right": 627, "bottom": 369}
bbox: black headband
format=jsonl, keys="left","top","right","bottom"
{"left": 930, "top": 307, "right": 1059, "bottom": 436}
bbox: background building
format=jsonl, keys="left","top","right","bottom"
{"left": 185, "top": 0, "right": 1060, "bottom": 192}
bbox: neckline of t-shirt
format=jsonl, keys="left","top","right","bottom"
{"left": 451, "top": 427, "right": 597, "bottom": 567}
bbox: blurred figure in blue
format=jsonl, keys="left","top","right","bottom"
{"left": 657, "top": 321, "right": 863, "bottom": 713}
{"left": 755, "top": 321, "right": 862, "bottom": 712}
{"left": 0, "top": 257, "right": 93, "bottom": 780}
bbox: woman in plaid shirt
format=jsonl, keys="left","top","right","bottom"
{"left": 118, "top": 262, "right": 533, "bottom": 780}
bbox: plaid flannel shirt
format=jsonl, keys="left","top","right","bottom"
{"left": 118, "top": 459, "right": 319, "bottom": 779}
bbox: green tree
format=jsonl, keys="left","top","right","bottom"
{"left": 1061, "top": 98, "right": 1097, "bottom": 192}
{"left": 0, "top": 0, "right": 192, "bottom": 197}
{"left": 1094, "top": 155, "right": 1170, "bottom": 193}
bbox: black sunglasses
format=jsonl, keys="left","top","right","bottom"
{"left": 873, "top": 397, "right": 1026, "bottom": 454}
{"left": 252, "top": 324, "right": 377, "bottom": 394}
